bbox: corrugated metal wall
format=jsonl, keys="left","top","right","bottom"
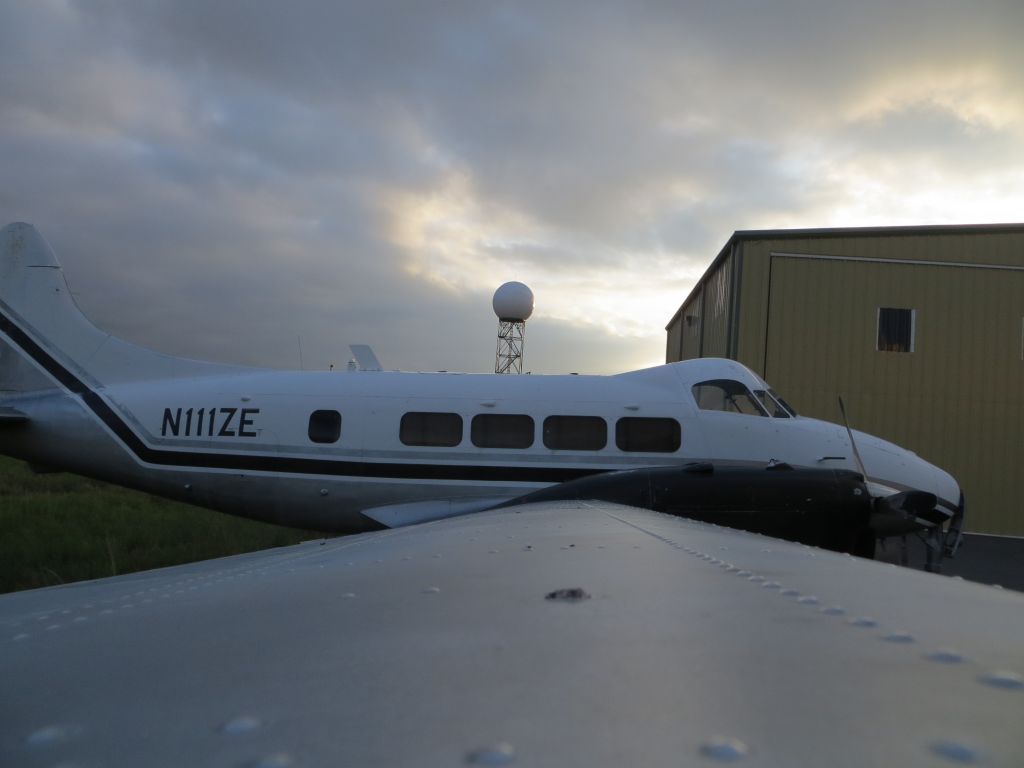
{"left": 701, "top": 253, "right": 733, "bottom": 357}
{"left": 666, "top": 255, "right": 729, "bottom": 362}
{"left": 665, "top": 319, "right": 682, "bottom": 364}
{"left": 680, "top": 291, "right": 703, "bottom": 360}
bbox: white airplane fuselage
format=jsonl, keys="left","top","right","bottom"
{"left": 0, "top": 222, "right": 961, "bottom": 533}
{"left": 1, "top": 356, "right": 961, "bottom": 532}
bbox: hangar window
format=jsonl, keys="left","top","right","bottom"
{"left": 616, "top": 417, "right": 681, "bottom": 452}
{"left": 877, "top": 308, "right": 915, "bottom": 352}
{"left": 400, "top": 412, "right": 463, "bottom": 447}
{"left": 543, "top": 415, "right": 607, "bottom": 451}
{"left": 471, "top": 414, "right": 534, "bottom": 449}
{"left": 308, "top": 410, "right": 342, "bottom": 443}
{"left": 692, "top": 380, "right": 769, "bottom": 416}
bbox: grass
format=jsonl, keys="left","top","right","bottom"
{"left": 0, "top": 456, "right": 324, "bottom": 594}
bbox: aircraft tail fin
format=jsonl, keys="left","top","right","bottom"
{"left": 349, "top": 344, "right": 383, "bottom": 372}
{"left": 0, "top": 222, "right": 245, "bottom": 393}
{"left": 0, "top": 222, "right": 107, "bottom": 393}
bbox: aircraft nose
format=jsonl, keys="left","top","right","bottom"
{"left": 853, "top": 430, "right": 961, "bottom": 508}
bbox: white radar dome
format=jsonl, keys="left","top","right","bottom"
{"left": 492, "top": 282, "right": 534, "bottom": 321}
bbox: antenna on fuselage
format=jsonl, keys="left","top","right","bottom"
{"left": 838, "top": 396, "right": 868, "bottom": 480}
{"left": 493, "top": 282, "right": 534, "bottom": 374}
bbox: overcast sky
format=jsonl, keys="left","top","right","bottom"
{"left": 2, "top": 1, "right": 1022, "bottom": 374}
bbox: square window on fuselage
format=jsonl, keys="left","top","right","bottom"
{"left": 615, "top": 417, "right": 681, "bottom": 453}
{"left": 400, "top": 412, "right": 463, "bottom": 447}
{"left": 471, "top": 414, "right": 534, "bottom": 449}
{"left": 308, "top": 410, "right": 342, "bottom": 443}
{"left": 542, "top": 415, "right": 607, "bottom": 451}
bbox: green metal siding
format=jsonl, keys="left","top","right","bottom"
{"left": 666, "top": 285, "right": 706, "bottom": 361}
{"left": 700, "top": 253, "right": 733, "bottom": 357}
{"left": 734, "top": 240, "right": 770, "bottom": 374}
{"left": 665, "top": 317, "right": 682, "bottom": 364}
{"left": 680, "top": 291, "right": 702, "bottom": 360}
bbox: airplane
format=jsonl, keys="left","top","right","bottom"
{"left": 4, "top": 222, "right": 1023, "bottom": 767}
{"left": 0, "top": 221, "right": 962, "bottom": 562}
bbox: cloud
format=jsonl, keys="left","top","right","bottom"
{"left": 1, "top": 1, "right": 1023, "bottom": 375}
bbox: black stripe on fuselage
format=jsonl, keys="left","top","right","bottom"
{"left": 0, "top": 308, "right": 90, "bottom": 395}
{"left": 0, "top": 307, "right": 605, "bottom": 483}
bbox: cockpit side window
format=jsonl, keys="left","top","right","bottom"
{"left": 753, "top": 389, "right": 793, "bottom": 418}
{"left": 769, "top": 389, "right": 797, "bottom": 417}
{"left": 692, "top": 379, "right": 769, "bottom": 416}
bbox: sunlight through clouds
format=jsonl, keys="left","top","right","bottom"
{"left": 381, "top": 170, "right": 700, "bottom": 341}
{"left": 846, "top": 64, "right": 1024, "bottom": 131}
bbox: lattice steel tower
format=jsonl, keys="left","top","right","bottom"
{"left": 492, "top": 282, "right": 534, "bottom": 374}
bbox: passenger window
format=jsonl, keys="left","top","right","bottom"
{"left": 616, "top": 417, "right": 681, "bottom": 452}
{"left": 308, "top": 410, "right": 342, "bottom": 443}
{"left": 400, "top": 412, "right": 463, "bottom": 447}
{"left": 692, "top": 379, "right": 769, "bottom": 416}
{"left": 543, "top": 416, "right": 607, "bottom": 451}
{"left": 471, "top": 414, "right": 534, "bottom": 449}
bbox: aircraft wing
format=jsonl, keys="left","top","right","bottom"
{"left": 2, "top": 501, "right": 1023, "bottom": 767}
{"left": 0, "top": 406, "right": 28, "bottom": 423}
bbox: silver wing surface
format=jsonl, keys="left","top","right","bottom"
{"left": 2, "top": 501, "right": 1023, "bottom": 767}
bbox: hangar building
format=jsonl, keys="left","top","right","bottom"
{"left": 665, "top": 224, "right": 1024, "bottom": 537}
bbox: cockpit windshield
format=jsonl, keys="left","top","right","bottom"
{"left": 753, "top": 388, "right": 796, "bottom": 418}
{"left": 692, "top": 379, "right": 769, "bottom": 416}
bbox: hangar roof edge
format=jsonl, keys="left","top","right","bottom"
{"left": 667, "top": 222, "right": 1024, "bottom": 329}
{"left": 731, "top": 222, "right": 1024, "bottom": 240}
